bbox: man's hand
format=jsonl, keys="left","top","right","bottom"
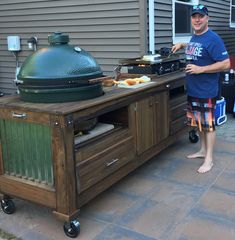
{"left": 171, "top": 43, "right": 187, "bottom": 53}
{"left": 186, "top": 59, "right": 230, "bottom": 74}
{"left": 185, "top": 64, "right": 203, "bottom": 74}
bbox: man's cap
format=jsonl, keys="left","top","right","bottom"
{"left": 191, "top": 5, "right": 209, "bottom": 16}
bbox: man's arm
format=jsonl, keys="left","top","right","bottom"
{"left": 186, "top": 58, "right": 231, "bottom": 74}
{"left": 171, "top": 43, "right": 187, "bottom": 53}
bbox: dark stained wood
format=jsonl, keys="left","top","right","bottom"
{"left": 0, "top": 71, "right": 187, "bottom": 225}
{"left": 78, "top": 136, "right": 134, "bottom": 192}
{"left": 75, "top": 128, "right": 130, "bottom": 163}
{"left": 170, "top": 101, "right": 187, "bottom": 121}
{"left": 0, "top": 175, "right": 56, "bottom": 208}
{"left": 135, "top": 97, "right": 155, "bottom": 154}
{"left": 0, "top": 108, "right": 51, "bottom": 125}
{"left": 0, "top": 71, "right": 185, "bottom": 115}
{"left": 51, "top": 115, "right": 77, "bottom": 216}
{"left": 78, "top": 127, "right": 188, "bottom": 208}
{"left": 154, "top": 91, "right": 169, "bottom": 144}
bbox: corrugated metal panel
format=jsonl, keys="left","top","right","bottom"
{"left": 0, "top": 119, "right": 54, "bottom": 185}
{"left": 0, "top": 0, "right": 146, "bottom": 94}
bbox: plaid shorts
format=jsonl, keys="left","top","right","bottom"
{"left": 187, "top": 96, "right": 216, "bottom": 132}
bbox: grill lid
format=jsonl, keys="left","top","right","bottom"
{"left": 17, "top": 32, "right": 103, "bottom": 86}
{"left": 17, "top": 32, "right": 104, "bottom": 103}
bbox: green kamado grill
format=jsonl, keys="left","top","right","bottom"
{"left": 17, "top": 32, "right": 104, "bottom": 103}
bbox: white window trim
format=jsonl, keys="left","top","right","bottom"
{"left": 230, "top": 0, "right": 235, "bottom": 28}
{"left": 172, "top": 0, "right": 199, "bottom": 44}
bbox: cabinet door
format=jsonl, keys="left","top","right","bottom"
{"left": 154, "top": 91, "right": 169, "bottom": 144}
{"left": 135, "top": 97, "right": 155, "bottom": 154}
{"left": 135, "top": 91, "right": 169, "bottom": 155}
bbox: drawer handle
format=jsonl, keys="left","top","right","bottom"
{"left": 12, "top": 112, "right": 27, "bottom": 119}
{"left": 106, "top": 158, "right": 119, "bottom": 167}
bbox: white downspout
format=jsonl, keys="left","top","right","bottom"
{"left": 148, "top": 0, "right": 155, "bottom": 54}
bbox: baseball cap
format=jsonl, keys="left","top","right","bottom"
{"left": 191, "top": 4, "right": 209, "bottom": 16}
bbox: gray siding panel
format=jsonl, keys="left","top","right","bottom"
{"left": 201, "top": 0, "right": 235, "bottom": 54}
{"left": 0, "top": 0, "right": 145, "bottom": 94}
{"left": 0, "top": 0, "right": 235, "bottom": 94}
{"left": 154, "top": 0, "right": 235, "bottom": 53}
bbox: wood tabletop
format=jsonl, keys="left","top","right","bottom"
{"left": 0, "top": 71, "right": 185, "bottom": 115}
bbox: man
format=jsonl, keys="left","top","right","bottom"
{"left": 172, "top": 4, "right": 230, "bottom": 173}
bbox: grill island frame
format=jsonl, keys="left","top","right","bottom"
{"left": 0, "top": 72, "right": 187, "bottom": 238}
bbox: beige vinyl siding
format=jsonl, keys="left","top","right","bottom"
{"left": 0, "top": 0, "right": 147, "bottom": 94}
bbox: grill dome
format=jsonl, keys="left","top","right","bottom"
{"left": 17, "top": 32, "right": 104, "bottom": 103}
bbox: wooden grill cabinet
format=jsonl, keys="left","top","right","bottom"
{"left": 0, "top": 72, "right": 187, "bottom": 238}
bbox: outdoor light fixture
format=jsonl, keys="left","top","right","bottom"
{"left": 27, "top": 36, "right": 38, "bottom": 51}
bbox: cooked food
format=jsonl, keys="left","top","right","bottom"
{"left": 124, "top": 79, "right": 139, "bottom": 85}
{"left": 102, "top": 79, "right": 115, "bottom": 87}
{"left": 114, "top": 76, "right": 151, "bottom": 86}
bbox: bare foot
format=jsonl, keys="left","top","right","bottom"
{"left": 187, "top": 152, "right": 205, "bottom": 159}
{"left": 197, "top": 162, "right": 213, "bottom": 173}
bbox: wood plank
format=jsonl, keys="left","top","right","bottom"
{"left": 0, "top": 175, "right": 55, "bottom": 208}
{"left": 0, "top": 72, "right": 186, "bottom": 115}
{"left": 51, "top": 115, "right": 77, "bottom": 217}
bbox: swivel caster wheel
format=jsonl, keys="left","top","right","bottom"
{"left": 63, "top": 220, "right": 80, "bottom": 238}
{"left": 1, "top": 199, "right": 15, "bottom": 214}
{"left": 189, "top": 130, "right": 199, "bottom": 143}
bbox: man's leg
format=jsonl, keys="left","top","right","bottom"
{"left": 197, "top": 131, "right": 215, "bottom": 173}
{"left": 187, "top": 131, "right": 206, "bottom": 159}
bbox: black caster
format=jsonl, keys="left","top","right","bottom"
{"left": 1, "top": 199, "right": 16, "bottom": 214}
{"left": 63, "top": 220, "right": 80, "bottom": 238}
{"left": 189, "top": 129, "right": 199, "bottom": 143}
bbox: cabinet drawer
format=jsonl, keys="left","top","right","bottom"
{"left": 170, "top": 94, "right": 187, "bottom": 108}
{"left": 170, "top": 101, "right": 187, "bottom": 121}
{"left": 170, "top": 115, "right": 187, "bottom": 135}
{"left": 75, "top": 128, "right": 130, "bottom": 163}
{"left": 77, "top": 136, "right": 135, "bottom": 192}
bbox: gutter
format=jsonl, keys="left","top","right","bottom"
{"left": 148, "top": 0, "right": 155, "bottom": 54}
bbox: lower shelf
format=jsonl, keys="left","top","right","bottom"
{"left": 74, "top": 122, "right": 114, "bottom": 145}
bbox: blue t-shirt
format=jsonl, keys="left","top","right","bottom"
{"left": 185, "top": 29, "right": 229, "bottom": 98}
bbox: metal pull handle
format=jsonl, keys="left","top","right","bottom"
{"left": 166, "top": 84, "right": 170, "bottom": 88}
{"left": 12, "top": 112, "right": 27, "bottom": 119}
{"left": 149, "top": 97, "right": 154, "bottom": 107}
{"left": 106, "top": 158, "right": 119, "bottom": 167}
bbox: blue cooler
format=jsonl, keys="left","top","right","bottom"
{"left": 233, "top": 100, "right": 235, "bottom": 118}
{"left": 215, "top": 97, "right": 227, "bottom": 125}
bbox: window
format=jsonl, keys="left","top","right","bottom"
{"left": 172, "top": 0, "right": 199, "bottom": 44}
{"left": 231, "top": 0, "right": 235, "bottom": 27}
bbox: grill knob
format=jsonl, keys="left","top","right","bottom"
{"left": 158, "top": 66, "right": 164, "bottom": 75}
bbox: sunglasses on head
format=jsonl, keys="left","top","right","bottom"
{"left": 193, "top": 5, "right": 205, "bottom": 10}
{"left": 192, "top": 4, "right": 208, "bottom": 14}
{"left": 193, "top": 4, "right": 208, "bottom": 12}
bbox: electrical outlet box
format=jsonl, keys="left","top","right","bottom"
{"left": 7, "top": 36, "right": 21, "bottom": 51}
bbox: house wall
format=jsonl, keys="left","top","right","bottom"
{"left": 0, "top": 0, "right": 147, "bottom": 94}
{"left": 0, "top": 0, "right": 234, "bottom": 94}
{"left": 153, "top": 0, "right": 235, "bottom": 54}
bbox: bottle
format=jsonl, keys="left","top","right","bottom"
{"left": 184, "top": 55, "right": 193, "bottom": 69}
{"left": 224, "top": 73, "right": 229, "bottom": 84}
{"left": 185, "top": 55, "right": 193, "bottom": 65}
{"left": 229, "top": 69, "right": 234, "bottom": 81}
